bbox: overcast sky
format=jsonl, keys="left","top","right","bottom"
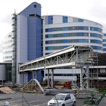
{"left": 0, "top": 0, "right": 106, "bottom": 62}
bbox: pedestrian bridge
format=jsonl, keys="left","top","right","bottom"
{"left": 19, "top": 46, "right": 93, "bottom": 72}
{"left": 19, "top": 46, "right": 93, "bottom": 89}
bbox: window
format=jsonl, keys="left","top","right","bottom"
{"left": 34, "top": 5, "right": 37, "bottom": 8}
{"left": 65, "top": 95, "right": 70, "bottom": 100}
{"left": 103, "top": 39, "right": 106, "bottom": 42}
{"left": 103, "top": 44, "right": 106, "bottom": 46}
{"left": 90, "top": 27, "right": 102, "bottom": 32}
{"left": 90, "top": 33, "right": 102, "bottom": 38}
{"left": 45, "top": 26, "right": 88, "bottom": 32}
{"left": 78, "top": 19, "right": 84, "bottom": 22}
{"left": 45, "top": 33, "right": 88, "bottom": 38}
{"left": 91, "top": 40, "right": 102, "bottom": 44}
{"left": 63, "top": 16, "right": 68, "bottom": 23}
{"left": 100, "top": 69, "right": 106, "bottom": 73}
{"left": 48, "top": 16, "right": 53, "bottom": 24}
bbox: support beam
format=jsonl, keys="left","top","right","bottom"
{"left": 51, "top": 69, "right": 54, "bottom": 88}
{"left": 35, "top": 71, "right": 37, "bottom": 80}
{"left": 86, "top": 65, "right": 89, "bottom": 89}
{"left": 80, "top": 68, "right": 84, "bottom": 90}
{"left": 47, "top": 69, "right": 50, "bottom": 88}
{"left": 32, "top": 71, "right": 34, "bottom": 79}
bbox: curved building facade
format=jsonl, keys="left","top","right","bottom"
{"left": 42, "top": 15, "right": 103, "bottom": 55}
{"left": 42, "top": 15, "right": 104, "bottom": 82}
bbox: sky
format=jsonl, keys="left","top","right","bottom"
{"left": 0, "top": 0, "right": 106, "bottom": 62}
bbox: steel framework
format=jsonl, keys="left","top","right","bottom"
{"left": 19, "top": 46, "right": 93, "bottom": 89}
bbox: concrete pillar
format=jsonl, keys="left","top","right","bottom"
{"left": 32, "top": 71, "right": 34, "bottom": 79}
{"left": 51, "top": 69, "right": 54, "bottom": 88}
{"left": 36, "top": 71, "right": 38, "bottom": 80}
{"left": 48, "top": 69, "right": 50, "bottom": 88}
{"left": 23, "top": 72, "right": 24, "bottom": 87}
{"left": 80, "top": 68, "right": 84, "bottom": 90}
{"left": 86, "top": 65, "right": 89, "bottom": 89}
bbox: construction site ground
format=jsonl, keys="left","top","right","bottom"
{"left": 0, "top": 93, "right": 106, "bottom": 106}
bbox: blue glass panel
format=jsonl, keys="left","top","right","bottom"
{"left": 63, "top": 27, "right": 68, "bottom": 31}
{"left": 48, "top": 34, "right": 53, "bottom": 38}
{"left": 103, "top": 48, "right": 106, "bottom": 51}
{"left": 48, "top": 16, "right": 53, "bottom": 24}
{"left": 63, "top": 16, "right": 68, "bottom": 23}
{"left": 78, "top": 39, "right": 84, "bottom": 42}
{"left": 103, "top": 44, "right": 106, "bottom": 46}
{"left": 63, "top": 33, "right": 68, "bottom": 37}
{"left": 48, "top": 28, "right": 53, "bottom": 32}
{"left": 63, "top": 40, "right": 68, "bottom": 43}
{"left": 78, "top": 19, "right": 84, "bottom": 22}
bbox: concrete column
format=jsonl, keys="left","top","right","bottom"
{"left": 36, "top": 71, "right": 37, "bottom": 80}
{"left": 23, "top": 72, "right": 24, "bottom": 87}
{"left": 80, "top": 68, "right": 84, "bottom": 90}
{"left": 48, "top": 69, "right": 50, "bottom": 88}
{"left": 51, "top": 69, "right": 54, "bottom": 88}
{"left": 86, "top": 65, "right": 89, "bottom": 89}
{"left": 32, "top": 71, "right": 34, "bottom": 79}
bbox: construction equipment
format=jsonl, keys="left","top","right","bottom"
{"left": 83, "top": 91, "right": 106, "bottom": 106}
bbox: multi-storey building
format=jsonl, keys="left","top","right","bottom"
{"left": 2, "top": 2, "right": 106, "bottom": 88}
{"left": 42, "top": 15, "right": 104, "bottom": 82}
{"left": 2, "top": 32, "right": 13, "bottom": 62}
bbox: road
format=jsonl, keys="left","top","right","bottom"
{"left": 0, "top": 93, "right": 106, "bottom": 106}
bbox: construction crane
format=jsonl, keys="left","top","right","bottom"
{"left": 83, "top": 91, "right": 106, "bottom": 106}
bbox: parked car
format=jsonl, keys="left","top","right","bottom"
{"left": 47, "top": 93, "right": 76, "bottom": 106}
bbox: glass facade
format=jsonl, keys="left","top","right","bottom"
{"left": 90, "top": 33, "right": 102, "bottom": 38}
{"left": 103, "top": 44, "right": 106, "bottom": 46}
{"left": 46, "top": 39, "right": 89, "bottom": 44}
{"left": 63, "top": 16, "right": 68, "bottom": 23}
{"left": 48, "top": 16, "right": 53, "bottom": 24}
{"left": 90, "top": 40, "right": 102, "bottom": 44}
{"left": 46, "top": 46, "right": 68, "bottom": 50}
{"left": 78, "top": 19, "right": 84, "bottom": 22}
{"left": 90, "top": 27, "right": 102, "bottom": 32}
{"left": 45, "top": 26, "right": 88, "bottom": 32}
{"left": 91, "top": 46, "right": 103, "bottom": 50}
{"left": 46, "top": 33, "right": 89, "bottom": 38}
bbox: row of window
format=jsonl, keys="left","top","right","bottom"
{"left": 45, "top": 26, "right": 102, "bottom": 32}
{"left": 4, "top": 56, "right": 12, "bottom": 59}
{"left": 3, "top": 51, "right": 12, "bottom": 54}
{"left": 103, "top": 44, "right": 106, "bottom": 46}
{"left": 103, "top": 48, "right": 106, "bottom": 51}
{"left": 103, "top": 39, "right": 106, "bottom": 42}
{"left": 45, "top": 46, "right": 68, "bottom": 50}
{"left": 90, "top": 40, "right": 102, "bottom": 44}
{"left": 46, "top": 33, "right": 102, "bottom": 38}
{"left": 48, "top": 16, "right": 84, "bottom": 24}
{"left": 3, "top": 45, "right": 12, "bottom": 49}
{"left": 92, "top": 46, "right": 103, "bottom": 50}
{"left": 45, "top": 26, "right": 88, "bottom": 32}
{"left": 45, "top": 39, "right": 102, "bottom": 44}
{"left": 45, "top": 74, "right": 79, "bottom": 76}
{"left": 45, "top": 45, "right": 103, "bottom": 51}
{"left": 4, "top": 40, "right": 12, "bottom": 44}
{"left": 46, "top": 33, "right": 88, "bottom": 38}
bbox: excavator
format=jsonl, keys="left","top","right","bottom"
{"left": 83, "top": 91, "right": 106, "bottom": 106}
